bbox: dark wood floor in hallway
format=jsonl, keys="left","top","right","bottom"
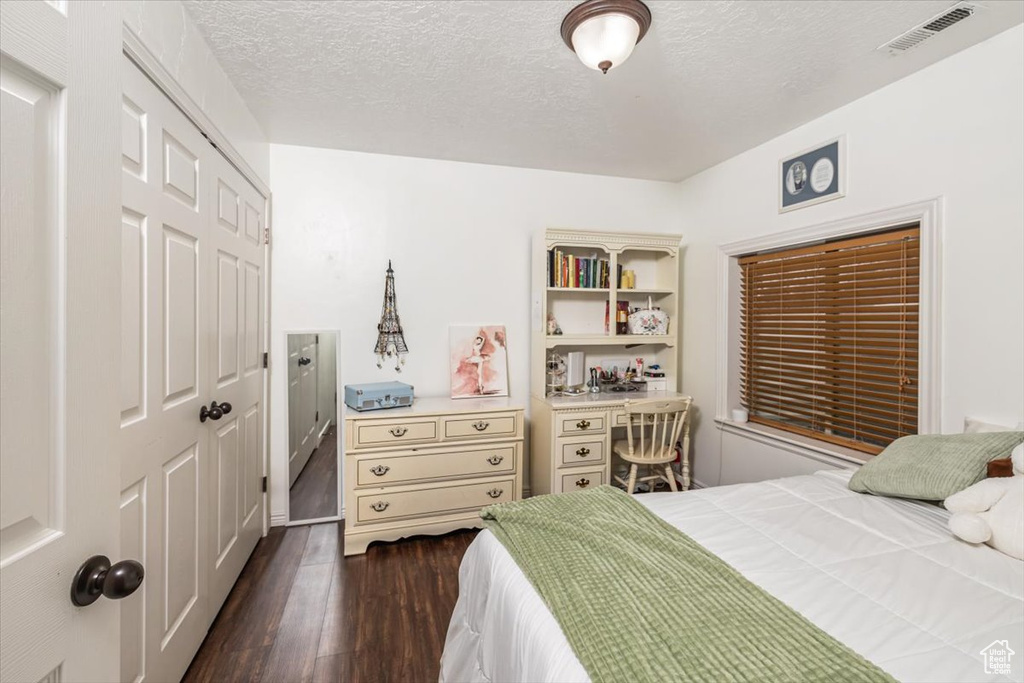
{"left": 290, "top": 425, "right": 339, "bottom": 521}
{"left": 183, "top": 522, "right": 477, "bottom": 683}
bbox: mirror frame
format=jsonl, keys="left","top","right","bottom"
{"left": 282, "top": 328, "right": 342, "bottom": 526}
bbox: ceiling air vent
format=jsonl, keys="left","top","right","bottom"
{"left": 879, "top": 2, "right": 978, "bottom": 55}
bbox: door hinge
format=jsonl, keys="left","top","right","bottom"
{"left": 263, "top": 227, "right": 270, "bottom": 245}
{"left": 261, "top": 476, "right": 267, "bottom": 493}
{"left": 263, "top": 352, "right": 268, "bottom": 369}
{"left": 316, "top": 410, "right": 319, "bottom": 422}
{"left": 315, "top": 334, "right": 319, "bottom": 344}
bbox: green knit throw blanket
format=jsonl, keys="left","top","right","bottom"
{"left": 481, "top": 486, "right": 896, "bottom": 683}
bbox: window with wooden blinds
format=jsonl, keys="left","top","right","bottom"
{"left": 739, "top": 225, "right": 920, "bottom": 454}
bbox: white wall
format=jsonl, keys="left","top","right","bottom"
{"left": 122, "top": 0, "right": 269, "bottom": 186}
{"left": 677, "top": 25, "right": 1024, "bottom": 487}
{"left": 268, "top": 145, "right": 682, "bottom": 522}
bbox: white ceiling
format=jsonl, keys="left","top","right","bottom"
{"left": 182, "top": 1, "right": 1023, "bottom": 182}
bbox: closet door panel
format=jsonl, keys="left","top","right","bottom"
{"left": 288, "top": 334, "right": 301, "bottom": 483}
{"left": 120, "top": 56, "right": 210, "bottom": 683}
{"left": 300, "top": 335, "right": 318, "bottom": 458}
{"left": 216, "top": 250, "right": 239, "bottom": 386}
{"left": 206, "top": 151, "right": 264, "bottom": 616}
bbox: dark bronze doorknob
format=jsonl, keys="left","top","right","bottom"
{"left": 298, "top": 357, "right": 311, "bottom": 366}
{"left": 200, "top": 401, "right": 232, "bottom": 423}
{"left": 71, "top": 555, "right": 144, "bottom": 606}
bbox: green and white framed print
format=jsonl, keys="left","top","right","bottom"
{"left": 779, "top": 136, "right": 846, "bottom": 213}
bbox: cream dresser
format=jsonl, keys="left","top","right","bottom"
{"left": 343, "top": 397, "right": 523, "bottom": 555}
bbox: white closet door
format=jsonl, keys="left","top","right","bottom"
{"left": 300, "top": 335, "right": 319, "bottom": 457}
{"left": 288, "top": 335, "right": 302, "bottom": 484}
{"left": 120, "top": 56, "right": 211, "bottom": 683}
{"left": 121, "top": 54, "right": 268, "bottom": 681}
{"left": 289, "top": 335, "right": 318, "bottom": 488}
{"left": 206, "top": 149, "right": 265, "bottom": 614}
{"left": 0, "top": 3, "right": 122, "bottom": 682}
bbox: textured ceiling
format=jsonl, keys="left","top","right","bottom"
{"left": 182, "top": 1, "right": 1023, "bottom": 181}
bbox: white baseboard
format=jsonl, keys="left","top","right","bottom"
{"left": 270, "top": 511, "right": 288, "bottom": 527}
{"left": 317, "top": 420, "right": 331, "bottom": 444}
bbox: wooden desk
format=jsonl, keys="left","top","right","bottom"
{"left": 529, "top": 391, "right": 691, "bottom": 496}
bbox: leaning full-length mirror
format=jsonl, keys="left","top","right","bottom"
{"left": 287, "top": 331, "right": 340, "bottom": 523}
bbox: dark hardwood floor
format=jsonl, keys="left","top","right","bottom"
{"left": 183, "top": 521, "right": 478, "bottom": 683}
{"left": 290, "top": 426, "right": 339, "bottom": 521}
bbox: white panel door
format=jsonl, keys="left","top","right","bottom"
{"left": 300, "top": 335, "right": 319, "bottom": 459}
{"left": 288, "top": 335, "right": 318, "bottom": 487}
{"left": 206, "top": 148, "right": 265, "bottom": 615}
{"left": 0, "top": 2, "right": 122, "bottom": 682}
{"left": 120, "top": 57, "right": 210, "bottom": 683}
{"left": 288, "top": 334, "right": 301, "bottom": 482}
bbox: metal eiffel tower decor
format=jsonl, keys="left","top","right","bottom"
{"left": 373, "top": 260, "right": 409, "bottom": 372}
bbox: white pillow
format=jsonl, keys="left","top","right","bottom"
{"left": 963, "top": 417, "right": 1024, "bottom": 434}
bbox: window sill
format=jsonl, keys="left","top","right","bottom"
{"left": 714, "top": 418, "right": 872, "bottom": 468}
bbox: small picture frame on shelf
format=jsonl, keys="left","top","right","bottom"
{"left": 779, "top": 135, "right": 846, "bottom": 213}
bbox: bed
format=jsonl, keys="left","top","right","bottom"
{"left": 440, "top": 470, "right": 1024, "bottom": 683}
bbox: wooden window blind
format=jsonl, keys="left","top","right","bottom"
{"left": 739, "top": 225, "right": 920, "bottom": 454}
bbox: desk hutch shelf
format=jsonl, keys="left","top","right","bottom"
{"left": 530, "top": 228, "right": 684, "bottom": 496}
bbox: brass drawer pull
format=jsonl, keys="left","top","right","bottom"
{"left": 575, "top": 477, "right": 590, "bottom": 488}
{"left": 472, "top": 421, "right": 490, "bottom": 431}
{"left": 486, "top": 454, "right": 504, "bottom": 466}
{"left": 486, "top": 488, "right": 504, "bottom": 499}
{"left": 576, "top": 447, "right": 590, "bottom": 457}
{"left": 388, "top": 426, "right": 408, "bottom": 437}
{"left": 576, "top": 419, "right": 591, "bottom": 430}
{"left": 369, "top": 501, "right": 390, "bottom": 512}
{"left": 369, "top": 464, "right": 390, "bottom": 476}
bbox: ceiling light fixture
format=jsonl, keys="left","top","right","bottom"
{"left": 561, "top": 0, "right": 652, "bottom": 74}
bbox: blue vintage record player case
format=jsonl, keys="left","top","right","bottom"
{"left": 344, "top": 381, "right": 414, "bottom": 412}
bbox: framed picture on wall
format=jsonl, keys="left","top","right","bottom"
{"left": 779, "top": 135, "right": 846, "bottom": 213}
{"left": 449, "top": 325, "right": 509, "bottom": 399}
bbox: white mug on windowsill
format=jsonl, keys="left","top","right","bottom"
{"left": 732, "top": 407, "right": 749, "bottom": 423}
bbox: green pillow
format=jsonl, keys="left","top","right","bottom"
{"left": 848, "top": 431, "right": 1024, "bottom": 501}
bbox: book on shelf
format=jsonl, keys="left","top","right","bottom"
{"left": 605, "top": 300, "right": 631, "bottom": 335}
{"left": 547, "top": 249, "right": 610, "bottom": 289}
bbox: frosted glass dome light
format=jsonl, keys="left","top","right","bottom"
{"left": 561, "top": 0, "right": 652, "bottom": 74}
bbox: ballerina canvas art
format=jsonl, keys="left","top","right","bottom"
{"left": 449, "top": 325, "right": 509, "bottom": 399}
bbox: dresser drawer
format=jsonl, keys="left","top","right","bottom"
{"left": 443, "top": 412, "right": 518, "bottom": 440}
{"left": 356, "top": 444, "right": 516, "bottom": 486}
{"left": 354, "top": 419, "right": 438, "bottom": 447}
{"left": 557, "top": 412, "right": 606, "bottom": 437}
{"left": 557, "top": 439, "right": 605, "bottom": 467}
{"left": 355, "top": 478, "right": 515, "bottom": 524}
{"left": 559, "top": 469, "right": 605, "bottom": 493}
{"left": 613, "top": 411, "right": 657, "bottom": 427}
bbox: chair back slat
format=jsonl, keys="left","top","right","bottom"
{"left": 622, "top": 398, "right": 692, "bottom": 461}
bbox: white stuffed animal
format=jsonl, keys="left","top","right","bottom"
{"left": 945, "top": 443, "right": 1024, "bottom": 560}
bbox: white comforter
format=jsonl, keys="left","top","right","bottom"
{"left": 440, "top": 471, "right": 1024, "bottom": 683}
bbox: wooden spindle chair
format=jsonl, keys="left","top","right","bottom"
{"left": 612, "top": 397, "right": 692, "bottom": 494}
